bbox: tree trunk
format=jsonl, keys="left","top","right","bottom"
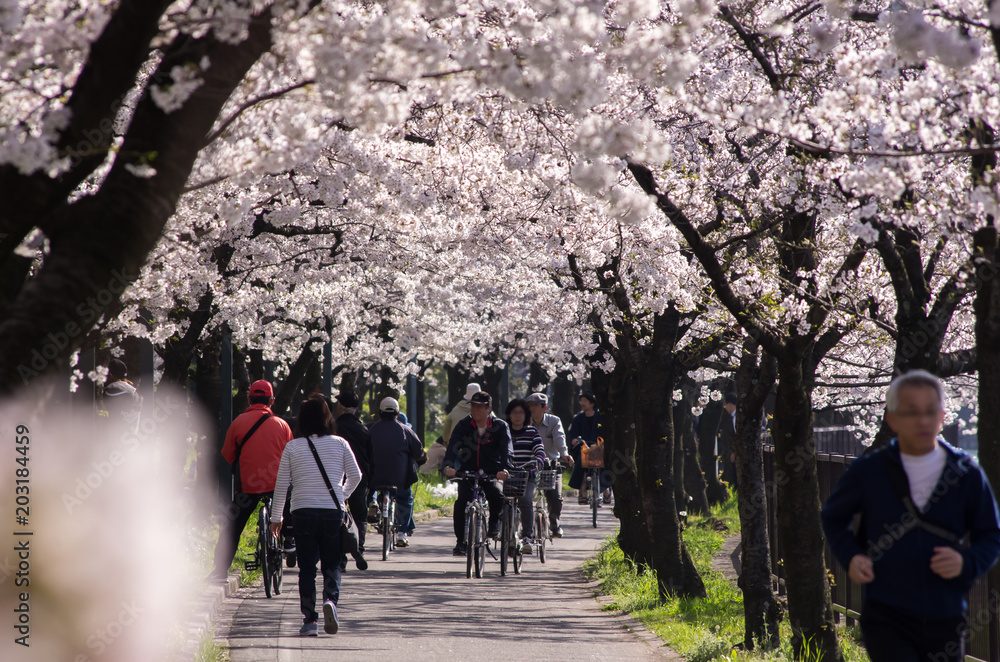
{"left": 630, "top": 316, "right": 706, "bottom": 599}
{"left": 551, "top": 370, "right": 577, "bottom": 431}
{"left": 734, "top": 340, "right": 781, "bottom": 650}
{"left": 974, "top": 226, "right": 1000, "bottom": 602}
{"left": 600, "top": 361, "right": 649, "bottom": 566}
{"left": 677, "top": 401, "right": 711, "bottom": 516}
{"left": 447, "top": 363, "right": 471, "bottom": 410}
{"left": 272, "top": 343, "right": 319, "bottom": 420}
{"left": 528, "top": 360, "right": 549, "bottom": 393}
{"left": 772, "top": 357, "right": 841, "bottom": 661}
{"left": 698, "top": 398, "right": 730, "bottom": 504}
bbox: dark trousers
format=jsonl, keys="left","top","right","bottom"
{"left": 453, "top": 479, "right": 504, "bottom": 542}
{"left": 861, "top": 600, "right": 965, "bottom": 662}
{"left": 212, "top": 491, "right": 272, "bottom": 575}
{"left": 346, "top": 478, "right": 369, "bottom": 553}
{"left": 293, "top": 508, "right": 344, "bottom": 623}
{"left": 544, "top": 481, "right": 563, "bottom": 529}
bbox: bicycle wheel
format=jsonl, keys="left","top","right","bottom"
{"left": 271, "top": 536, "right": 283, "bottom": 595}
{"left": 535, "top": 510, "right": 547, "bottom": 564}
{"left": 381, "top": 496, "right": 392, "bottom": 562}
{"left": 590, "top": 471, "right": 599, "bottom": 529}
{"left": 474, "top": 508, "right": 486, "bottom": 579}
{"left": 499, "top": 503, "right": 510, "bottom": 577}
{"left": 258, "top": 505, "right": 273, "bottom": 598}
{"left": 512, "top": 506, "right": 523, "bottom": 574}
{"left": 465, "top": 509, "right": 476, "bottom": 578}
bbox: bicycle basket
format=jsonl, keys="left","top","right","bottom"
{"left": 502, "top": 470, "right": 530, "bottom": 497}
{"left": 537, "top": 469, "right": 560, "bottom": 491}
{"left": 581, "top": 439, "right": 605, "bottom": 468}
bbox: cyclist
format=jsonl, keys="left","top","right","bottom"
{"left": 568, "top": 391, "right": 609, "bottom": 504}
{"left": 506, "top": 398, "right": 546, "bottom": 554}
{"left": 368, "top": 397, "right": 425, "bottom": 548}
{"left": 208, "top": 380, "right": 293, "bottom": 582}
{"left": 526, "top": 392, "right": 572, "bottom": 537}
{"left": 444, "top": 391, "right": 513, "bottom": 556}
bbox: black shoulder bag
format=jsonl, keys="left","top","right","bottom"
{"left": 882, "top": 452, "right": 969, "bottom": 549}
{"left": 304, "top": 436, "right": 361, "bottom": 557}
{"left": 232, "top": 413, "right": 270, "bottom": 494}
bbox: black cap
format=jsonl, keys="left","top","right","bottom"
{"left": 724, "top": 392, "right": 738, "bottom": 405}
{"left": 336, "top": 392, "right": 360, "bottom": 408}
{"left": 580, "top": 391, "right": 597, "bottom": 406}
{"left": 470, "top": 391, "right": 492, "bottom": 406}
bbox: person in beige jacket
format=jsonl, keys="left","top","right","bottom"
{"left": 442, "top": 382, "right": 480, "bottom": 444}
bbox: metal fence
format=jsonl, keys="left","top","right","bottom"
{"left": 761, "top": 446, "right": 1000, "bottom": 662}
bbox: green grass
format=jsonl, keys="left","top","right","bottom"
{"left": 584, "top": 496, "right": 869, "bottom": 662}
{"left": 412, "top": 471, "right": 457, "bottom": 514}
{"left": 232, "top": 503, "right": 263, "bottom": 587}
{"left": 194, "top": 629, "right": 229, "bottom": 662}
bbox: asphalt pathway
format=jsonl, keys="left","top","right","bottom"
{"left": 213, "top": 502, "right": 678, "bottom": 661}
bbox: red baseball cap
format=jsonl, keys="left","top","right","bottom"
{"left": 250, "top": 380, "right": 274, "bottom": 398}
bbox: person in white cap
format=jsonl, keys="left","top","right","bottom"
{"left": 368, "top": 397, "right": 426, "bottom": 548}
{"left": 526, "top": 392, "right": 572, "bottom": 537}
{"left": 442, "top": 382, "right": 481, "bottom": 447}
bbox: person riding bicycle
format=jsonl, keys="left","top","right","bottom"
{"left": 208, "top": 380, "right": 293, "bottom": 582}
{"left": 526, "top": 392, "right": 572, "bottom": 537}
{"left": 506, "top": 398, "right": 547, "bottom": 554}
{"left": 568, "top": 392, "right": 610, "bottom": 505}
{"left": 368, "top": 397, "right": 426, "bottom": 548}
{"left": 443, "top": 391, "right": 514, "bottom": 556}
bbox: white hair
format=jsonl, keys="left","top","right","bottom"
{"left": 885, "top": 369, "right": 944, "bottom": 413}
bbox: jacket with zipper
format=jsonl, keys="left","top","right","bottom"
{"left": 443, "top": 415, "right": 514, "bottom": 475}
{"left": 821, "top": 438, "right": 1000, "bottom": 619}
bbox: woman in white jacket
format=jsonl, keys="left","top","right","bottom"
{"left": 271, "top": 396, "right": 361, "bottom": 637}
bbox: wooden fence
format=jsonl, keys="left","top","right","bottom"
{"left": 761, "top": 446, "right": 1000, "bottom": 661}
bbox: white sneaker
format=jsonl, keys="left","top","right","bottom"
{"left": 395, "top": 533, "right": 409, "bottom": 548}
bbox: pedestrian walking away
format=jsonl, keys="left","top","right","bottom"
{"left": 443, "top": 390, "right": 514, "bottom": 556}
{"left": 332, "top": 391, "right": 375, "bottom": 566}
{"left": 208, "top": 380, "right": 293, "bottom": 582}
{"left": 822, "top": 370, "right": 1000, "bottom": 662}
{"left": 369, "top": 396, "right": 426, "bottom": 549}
{"left": 526, "top": 392, "right": 572, "bottom": 537}
{"left": 270, "top": 396, "right": 362, "bottom": 636}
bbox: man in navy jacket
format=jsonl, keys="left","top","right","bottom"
{"left": 822, "top": 370, "right": 1000, "bottom": 662}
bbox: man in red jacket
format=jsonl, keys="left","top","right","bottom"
{"left": 209, "top": 380, "right": 293, "bottom": 581}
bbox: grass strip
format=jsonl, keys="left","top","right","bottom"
{"left": 584, "top": 496, "right": 869, "bottom": 661}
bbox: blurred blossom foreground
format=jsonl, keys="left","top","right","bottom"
{"left": 1, "top": 382, "right": 213, "bottom": 662}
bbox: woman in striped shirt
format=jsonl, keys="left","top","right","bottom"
{"left": 506, "top": 398, "right": 546, "bottom": 553}
{"left": 271, "top": 396, "right": 361, "bottom": 637}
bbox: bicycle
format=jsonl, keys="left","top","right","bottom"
{"left": 533, "top": 464, "right": 563, "bottom": 563}
{"left": 581, "top": 437, "right": 606, "bottom": 529}
{"left": 244, "top": 496, "right": 283, "bottom": 598}
{"left": 451, "top": 470, "right": 491, "bottom": 578}
{"left": 371, "top": 485, "right": 398, "bottom": 561}
{"left": 500, "top": 469, "right": 529, "bottom": 576}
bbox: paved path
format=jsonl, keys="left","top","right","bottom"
{"left": 214, "top": 504, "right": 678, "bottom": 661}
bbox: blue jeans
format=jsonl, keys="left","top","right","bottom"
{"left": 372, "top": 487, "right": 415, "bottom": 535}
{"left": 395, "top": 486, "right": 415, "bottom": 535}
{"left": 293, "top": 508, "right": 343, "bottom": 623}
{"left": 860, "top": 599, "right": 964, "bottom": 662}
